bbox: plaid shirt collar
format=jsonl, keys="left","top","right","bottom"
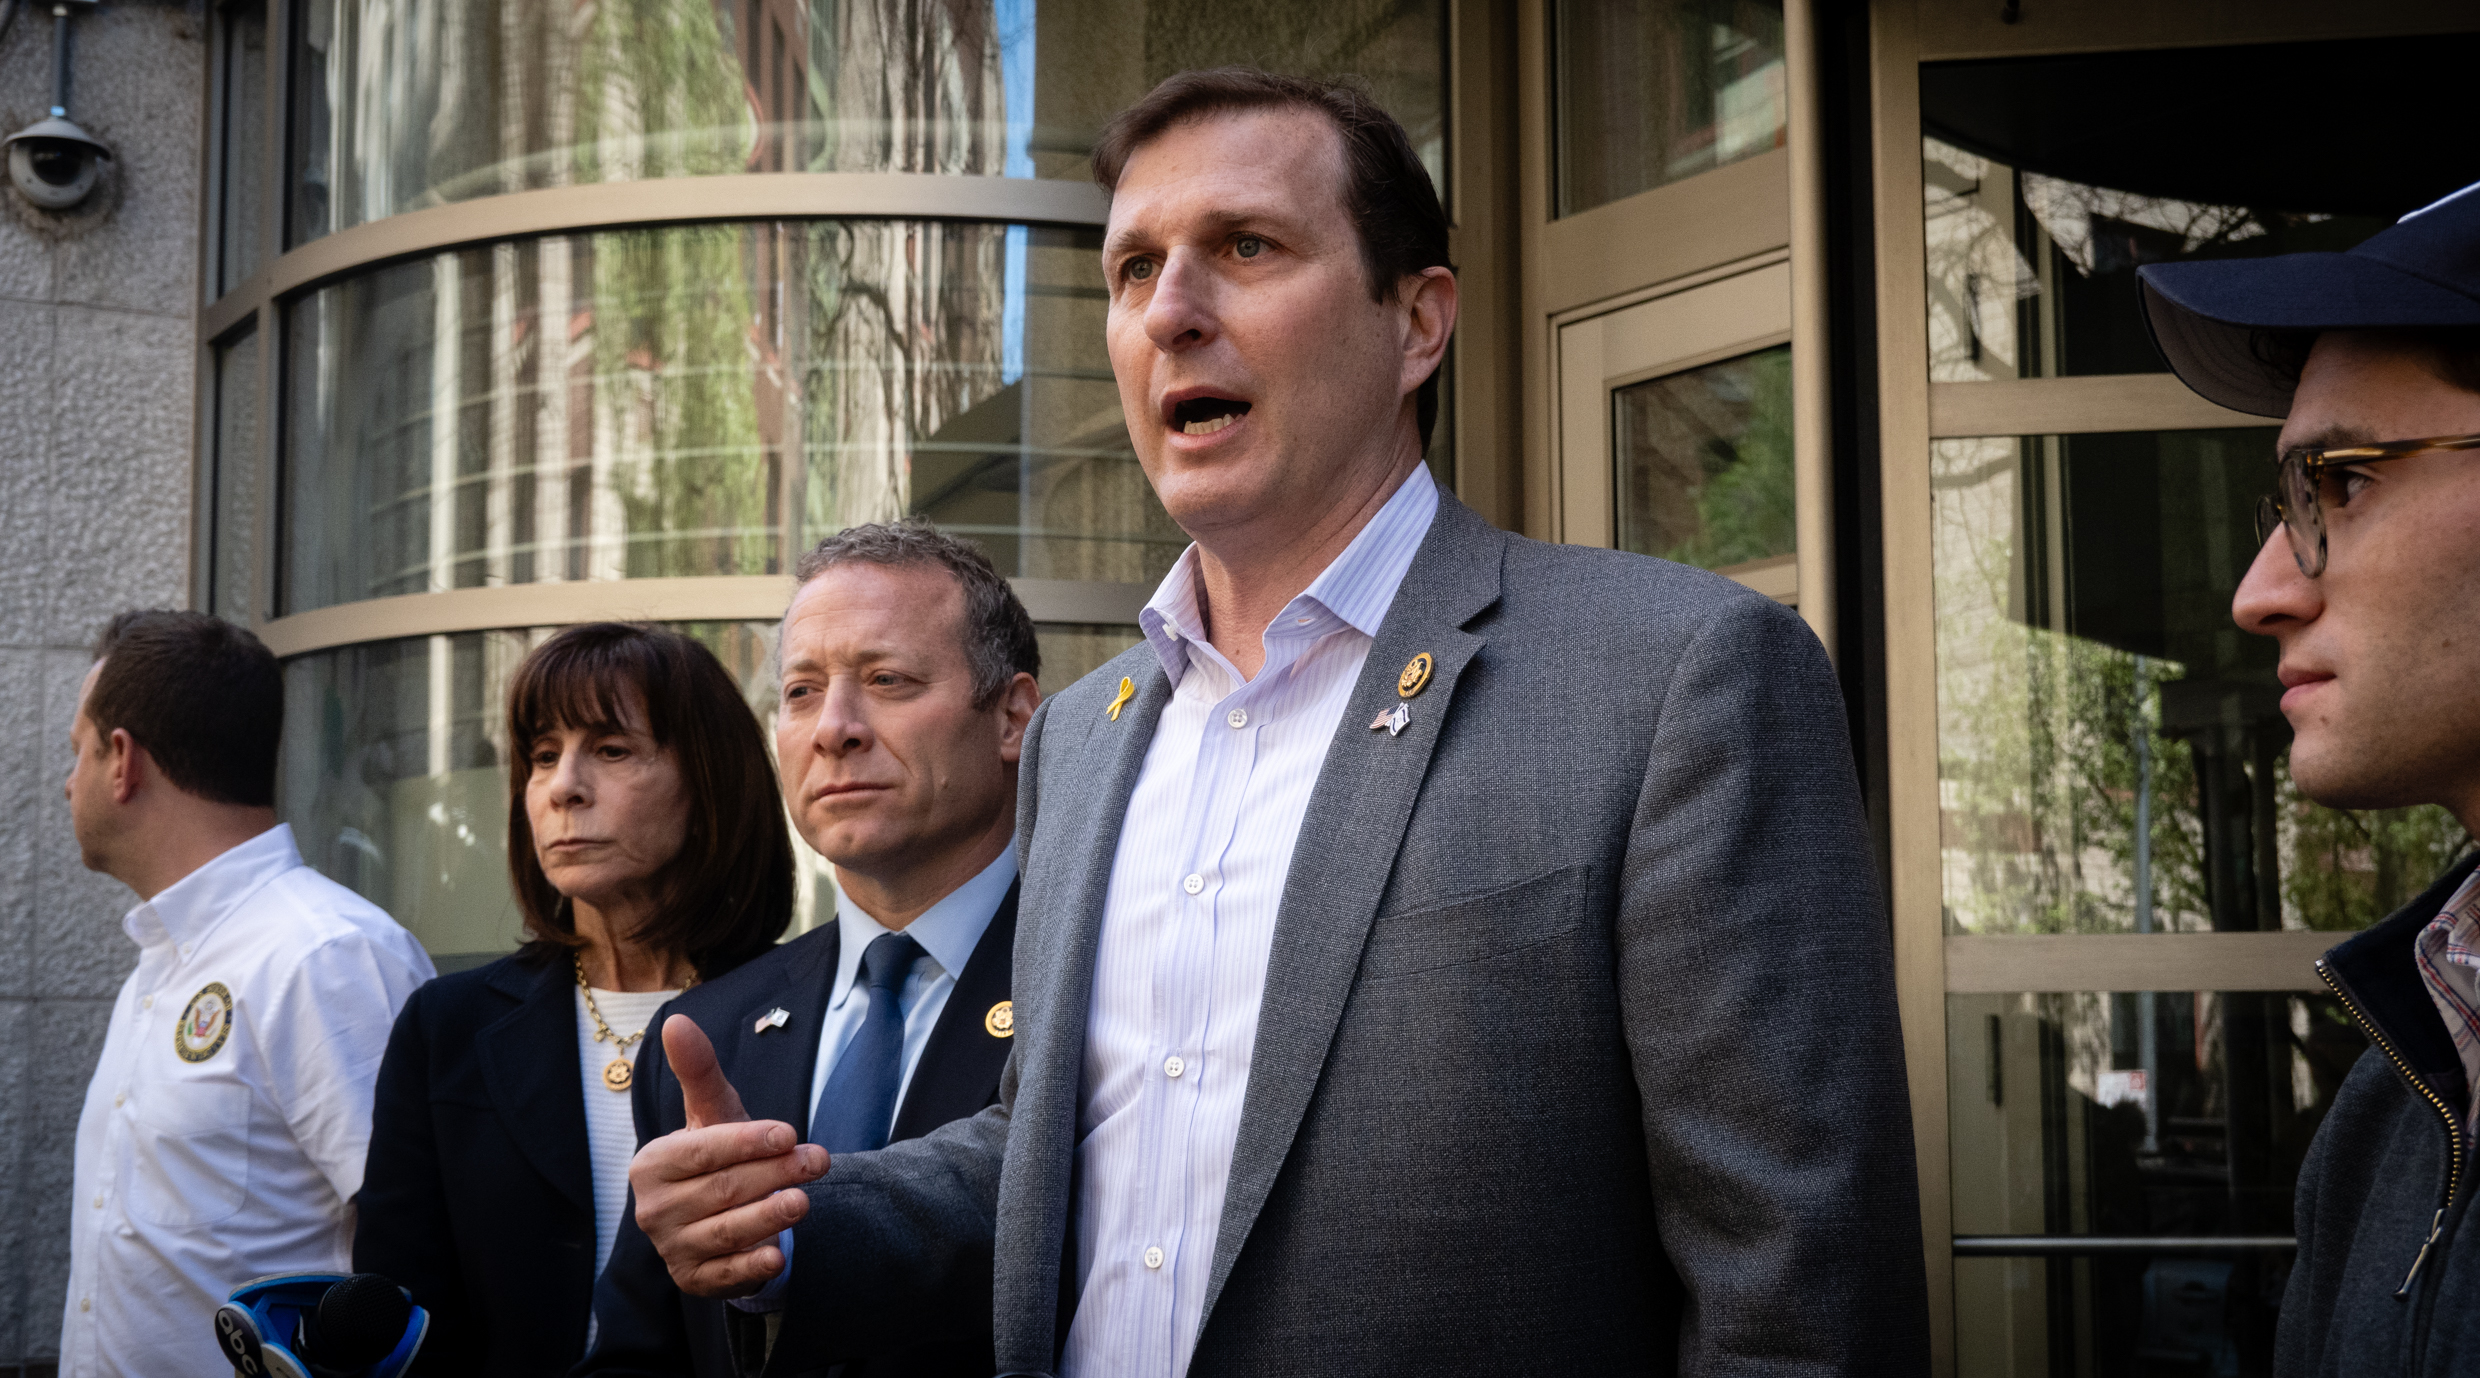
{"left": 2413, "top": 867, "right": 2480, "bottom": 1135}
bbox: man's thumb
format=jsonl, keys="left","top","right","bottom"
{"left": 664, "top": 1013, "right": 751, "bottom": 1129}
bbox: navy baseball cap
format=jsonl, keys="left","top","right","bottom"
{"left": 2138, "top": 179, "right": 2480, "bottom": 418}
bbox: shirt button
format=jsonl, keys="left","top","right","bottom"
{"left": 80, "top": 1298, "right": 90, "bottom": 1312}
{"left": 112, "top": 1093, "right": 124, "bottom": 1107}
{"left": 91, "top": 1195, "right": 103, "bottom": 1209}
{"left": 1164, "top": 1055, "right": 1186, "bottom": 1078}
{"left": 140, "top": 997, "right": 152, "bottom": 1009}
{"left": 1143, "top": 1246, "right": 1165, "bottom": 1270}
{"left": 1226, "top": 708, "right": 1247, "bottom": 729}
{"left": 1182, "top": 874, "right": 1204, "bottom": 895}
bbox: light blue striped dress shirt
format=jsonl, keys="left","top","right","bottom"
{"left": 1061, "top": 464, "right": 1440, "bottom": 1378}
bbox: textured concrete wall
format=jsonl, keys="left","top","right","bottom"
{"left": 0, "top": 0, "right": 203, "bottom": 1366}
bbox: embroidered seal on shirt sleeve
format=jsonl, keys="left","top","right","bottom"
{"left": 175, "top": 982, "right": 234, "bottom": 1063}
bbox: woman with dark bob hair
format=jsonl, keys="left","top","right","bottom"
{"left": 353, "top": 623, "right": 794, "bottom": 1375}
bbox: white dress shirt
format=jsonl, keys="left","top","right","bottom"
{"left": 63, "top": 824, "right": 435, "bottom": 1378}
{"left": 1061, "top": 465, "right": 1439, "bottom": 1378}
{"left": 742, "top": 847, "right": 1016, "bottom": 1308}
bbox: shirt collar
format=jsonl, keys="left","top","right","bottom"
{"left": 123, "top": 824, "right": 302, "bottom": 954}
{"left": 829, "top": 848, "right": 1017, "bottom": 1008}
{"left": 1138, "top": 463, "right": 1441, "bottom": 687}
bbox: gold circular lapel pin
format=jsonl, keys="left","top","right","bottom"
{"left": 1371, "top": 653, "right": 1435, "bottom": 737}
{"left": 985, "top": 1000, "right": 1015, "bottom": 1038}
{"left": 1397, "top": 653, "right": 1434, "bottom": 699}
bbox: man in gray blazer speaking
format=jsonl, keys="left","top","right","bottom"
{"left": 625, "top": 69, "right": 1930, "bottom": 1375}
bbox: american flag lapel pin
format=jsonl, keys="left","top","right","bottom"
{"left": 755, "top": 1007, "right": 790, "bottom": 1034}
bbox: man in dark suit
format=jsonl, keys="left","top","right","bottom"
{"left": 625, "top": 70, "right": 1930, "bottom": 1375}
{"left": 579, "top": 521, "right": 1041, "bottom": 1378}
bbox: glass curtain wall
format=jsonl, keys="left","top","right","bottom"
{"left": 281, "top": 221, "right": 1179, "bottom": 613}
{"left": 286, "top": 0, "right": 1447, "bottom": 239}
{"left": 1920, "top": 38, "right": 2477, "bottom": 1372}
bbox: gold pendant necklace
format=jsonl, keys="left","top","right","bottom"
{"left": 574, "top": 955, "right": 698, "bottom": 1093}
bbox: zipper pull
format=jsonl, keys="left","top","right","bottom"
{"left": 2397, "top": 1207, "right": 2447, "bottom": 1300}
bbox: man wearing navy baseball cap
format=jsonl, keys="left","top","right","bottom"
{"left": 2141, "top": 180, "right": 2480, "bottom": 1372}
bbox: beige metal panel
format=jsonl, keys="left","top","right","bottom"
{"left": 1447, "top": 0, "right": 1526, "bottom": 530}
{"left": 201, "top": 173, "right": 1114, "bottom": 341}
{"left": 1785, "top": 0, "right": 1836, "bottom": 661}
{"left": 1536, "top": 150, "right": 1792, "bottom": 318}
{"left": 1918, "top": 0, "right": 2480, "bottom": 62}
{"left": 1868, "top": 0, "right": 1953, "bottom": 1369}
{"left": 1945, "top": 932, "right": 2339, "bottom": 994}
{"left": 1554, "top": 263, "right": 1792, "bottom": 551}
{"left": 1930, "top": 375, "right": 2268, "bottom": 438}
{"left": 256, "top": 577, "right": 1152, "bottom": 658}
{"left": 1517, "top": 0, "right": 1556, "bottom": 543}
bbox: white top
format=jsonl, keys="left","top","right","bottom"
{"left": 576, "top": 982, "right": 677, "bottom": 1352}
{"left": 1062, "top": 465, "right": 1439, "bottom": 1378}
{"left": 742, "top": 848, "right": 1016, "bottom": 1310}
{"left": 62, "top": 825, "right": 435, "bottom": 1378}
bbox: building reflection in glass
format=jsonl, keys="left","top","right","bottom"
{"left": 1612, "top": 343, "right": 1793, "bottom": 582}
{"left": 282, "top": 220, "right": 1185, "bottom": 614}
{"left": 287, "top": 0, "right": 1447, "bottom": 240}
{"left": 1948, "top": 989, "right": 2368, "bottom": 1373}
{"left": 1931, "top": 429, "right": 2466, "bottom": 940}
{"left": 280, "top": 619, "right": 1139, "bottom": 967}
{"left": 1552, "top": 0, "right": 1784, "bottom": 217}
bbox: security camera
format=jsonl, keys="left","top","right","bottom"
{"left": 5, "top": 116, "right": 111, "bottom": 211}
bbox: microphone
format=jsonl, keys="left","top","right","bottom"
{"left": 215, "top": 1272, "right": 428, "bottom": 1378}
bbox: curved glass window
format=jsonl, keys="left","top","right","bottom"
{"left": 281, "top": 620, "right": 1139, "bottom": 967}
{"left": 283, "top": 220, "right": 1183, "bottom": 614}
{"left": 286, "top": 0, "right": 1446, "bottom": 241}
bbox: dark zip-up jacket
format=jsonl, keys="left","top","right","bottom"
{"left": 2284, "top": 851, "right": 2480, "bottom": 1375}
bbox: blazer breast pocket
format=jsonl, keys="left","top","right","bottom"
{"left": 1358, "top": 863, "right": 1595, "bottom": 981}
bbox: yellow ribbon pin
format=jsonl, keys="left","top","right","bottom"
{"left": 1105, "top": 676, "right": 1135, "bottom": 721}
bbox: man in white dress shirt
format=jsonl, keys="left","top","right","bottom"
{"left": 628, "top": 70, "right": 1926, "bottom": 1376}
{"left": 59, "top": 610, "right": 434, "bottom": 1378}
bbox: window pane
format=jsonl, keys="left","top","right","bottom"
{"left": 210, "top": 328, "right": 262, "bottom": 624}
{"left": 1948, "top": 988, "right": 2366, "bottom": 1373}
{"left": 1612, "top": 344, "right": 1792, "bottom": 577}
{"left": 1932, "top": 430, "right": 2468, "bottom": 936}
{"left": 287, "top": 0, "right": 1446, "bottom": 242}
{"left": 217, "top": 1, "right": 268, "bottom": 295}
{"left": 1554, "top": 0, "right": 1783, "bottom": 217}
{"left": 279, "top": 620, "right": 1140, "bottom": 964}
{"left": 281, "top": 221, "right": 1186, "bottom": 615}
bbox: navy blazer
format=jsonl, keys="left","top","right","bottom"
{"left": 579, "top": 882, "right": 1018, "bottom": 1378}
{"left": 355, "top": 953, "right": 608, "bottom": 1376}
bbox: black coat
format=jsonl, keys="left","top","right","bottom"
{"left": 2280, "top": 851, "right": 2480, "bottom": 1375}
{"left": 355, "top": 953, "right": 615, "bottom": 1376}
{"left": 579, "top": 883, "right": 1018, "bottom": 1378}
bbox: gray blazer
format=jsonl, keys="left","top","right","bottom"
{"left": 774, "top": 493, "right": 1930, "bottom": 1375}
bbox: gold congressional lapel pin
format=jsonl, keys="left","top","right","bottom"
{"left": 1370, "top": 653, "right": 1434, "bottom": 737}
{"left": 755, "top": 1007, "right": 790, "bottom": 1034}
{"left": 1105, "top": 676, "right": 1136, "bottom": 721}
{"left": 984, "top": 1000, "right": 1015, "bottom": 1038}
{"left": 1397, "top": 652, "right": 1434, "bottom": 699}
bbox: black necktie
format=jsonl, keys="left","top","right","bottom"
{"left": 808, "top": 932, "right": 923, "bottom": 1153}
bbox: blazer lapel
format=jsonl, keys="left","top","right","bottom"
{"left": 1000, "top": 654, "right": 1176, "bottom": 1365}
{"left": 1199, "top": 494, "right": 1509, "bottom": 1326}
{"left": 475, "top": 957, "right": 594, "bottom": 1214}
{"left": 735, "top": 926, "right": 840, "bottom": 1133}
{"left": 891, "top": 880, "right": 1020, "bottom": 1141}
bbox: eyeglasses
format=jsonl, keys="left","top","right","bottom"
{"left": 2254, "top": 432, "right": 2480, "bottom": 577}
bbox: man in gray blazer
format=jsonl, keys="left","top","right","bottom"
{"left": 627, "top": 69, "right": 1929, "bottom": 1375}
